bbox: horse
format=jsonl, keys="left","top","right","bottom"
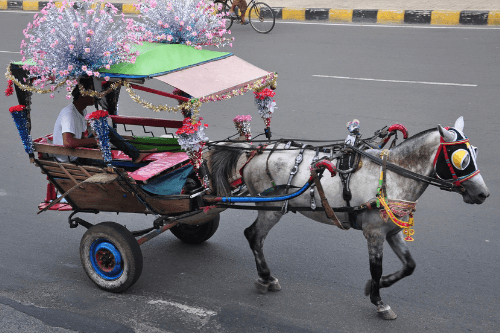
{"left": 206, "top": 117, "right": 490, "bottom": 320}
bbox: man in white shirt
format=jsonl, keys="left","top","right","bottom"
{"left": 52, "top": 82, "right": 97, "bottom": 163}
{"left": 52, "top": 79, "right": 150, "bottom": 164}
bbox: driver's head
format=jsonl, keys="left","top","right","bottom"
{"left": 71, "top": 77, "right": 95, "bottom": 106}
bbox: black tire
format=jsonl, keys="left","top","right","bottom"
{"left": 249, "top": 3, "right": 275, "bottom": 33}
{"left": 170, "top": 214, "right": 220, "bottom": 244}
{"left": 214, "top": 0, "right": 233, "bottom": 30}
{"left": 80, "top": 222, "right": 143, "bottom": 293}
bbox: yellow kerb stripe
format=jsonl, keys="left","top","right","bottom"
{"left": 488, "top": 11, "right": 500, "bottom": 25}
{"left": 122, "top": 3, "right": 139, "bottom": 14}
{"left": 329, "top": 9, "right": 352, "bottom": 22}
{"left": 377, "top": 10, "right": 404, "bottom": 24}
{"left": 23, "top": 1, "right": 39, "bottom": 11}
{"left": 0, "top": 0, "right": 7, "bottom": 10}
{"left": 431, "top": 10, "right": 460, "bottom": 25}
{"left": 282, "top": 8, "right": 305, "bottom": 21}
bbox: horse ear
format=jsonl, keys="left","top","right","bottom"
{"left": 438, "top": 124, "right": 456, "bottom": 142}
{"left": 454, "top": 116, "right": 464, "bottom": 132}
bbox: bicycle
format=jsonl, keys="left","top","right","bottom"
{"left": 214, "top": 0, "right": 276, "bottom": 34}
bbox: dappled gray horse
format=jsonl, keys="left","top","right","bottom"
{"left": 207, "top": 117, "right": 489, "bottom": 319}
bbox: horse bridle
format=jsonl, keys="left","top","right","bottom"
{"left": 349, "top": 127, "right": 480, "bottom": 193}
{"left": 433, "top": 127, "right": 480, "bottom": 187}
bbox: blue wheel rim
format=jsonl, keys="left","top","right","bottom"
{"left": 89, "top": 239, "right": 123, "bottom": 280}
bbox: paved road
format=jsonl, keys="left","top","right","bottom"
{"left": 1, "top": 11, "right": 499, "bottom": 332}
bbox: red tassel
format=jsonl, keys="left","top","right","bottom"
{"left": 5, "top": 80, "right": 14, "bottom": 97}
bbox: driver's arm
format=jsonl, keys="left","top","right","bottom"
{"left": 62, "top": 132, "right": 97, "bottom": 148}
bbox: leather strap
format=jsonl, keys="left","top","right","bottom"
{"left": 310, "top": 168, "right": 347, "bottom": 230}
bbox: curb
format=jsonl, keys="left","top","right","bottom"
{"left": 1, "top": 1, "right": 499, "bottom": 26}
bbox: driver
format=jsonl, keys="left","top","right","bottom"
{"left": 51, "top": 78, "right": 150, "bottom": 164}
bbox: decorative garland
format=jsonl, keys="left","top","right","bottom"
{"left": 233, "top": 115, "right": 252, "bottom": 141}
{"left": 9, "top": 105, "right": 34, "bottom": 156}
{"left": 5, "top": 64, "right": 67, "bottom": 95}
{"left": 85, "top": 110, "right": 112, "bottom": 164}
{"left": 79, "top": 80, "right": 123, "bottom": 99}
{"left": 199, "top": 72, "right": 277, "bottom": 103}
{"left": 123, "top": 80, "right": 201, "bottom": 118}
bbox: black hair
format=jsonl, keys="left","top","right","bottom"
{"left": 71, "top": 77, "right": 94, "bottom": 100}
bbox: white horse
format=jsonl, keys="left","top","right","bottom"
{"left": 206, "top": 117, "right": 489, "bottom": 319}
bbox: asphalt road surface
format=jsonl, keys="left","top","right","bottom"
{"left": 1, "top": 11, "right": 499, "bottom": 332}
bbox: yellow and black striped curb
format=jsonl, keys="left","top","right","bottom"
{"left": 1, "top": 1, "right": 500, "bottom": 26}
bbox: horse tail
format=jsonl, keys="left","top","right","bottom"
{"left": 206, "top": 143, "right": 248, "bottom": 196}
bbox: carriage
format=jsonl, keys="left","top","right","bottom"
{"left": 7, "top": 0, "right": 490, "bottom": 320}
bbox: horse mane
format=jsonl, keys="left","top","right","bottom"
{"left": 395, "top": 127, "right": 437, "bottom": 149}
{"left": 207, "top": 143, "right": 248, "bottom": 196}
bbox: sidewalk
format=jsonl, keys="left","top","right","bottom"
{"left": 1, "top": 0, "right": 500, "bottom": 25}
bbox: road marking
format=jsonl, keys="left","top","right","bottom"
{"left": 148, "top": 300, "right": 217, "bottom": 317}
{"left": 312, "top": 75, "right": 477, "bottom": 87}
{"left": 0, "top": 51, "right": 20, "bottom": 54}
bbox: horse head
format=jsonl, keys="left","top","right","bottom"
{"left": 436, "top": 117, "right": 490, "bottom": 204}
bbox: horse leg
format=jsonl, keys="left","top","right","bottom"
{"left": 244, "top": 210, "right": 282, "bottom": 294}
{"left": 364, "top": 231, "right": 416, "bottom": 295}
{"left": 364, "top": 232, "right": 398, "bottom": 320}
{"left": 381, "top": 231, "right": 416, "bottom": 288}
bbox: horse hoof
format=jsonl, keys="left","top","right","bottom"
{"left": 364, "top": 279, "right": 371, "bottom": 296}
{"left": 254, "top": 279, "right": 270, "bottom": 294}
{"left": 268, "top": 277, "right": 281, "bottom": 292}
{"left": 377, "top": 304, "right": 397, "bottom": 320}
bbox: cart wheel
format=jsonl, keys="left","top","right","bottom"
{"left": 170, "top": 214, "right": 220, "bottom": 244}
{"left": 80, "top": 222, "right": 143, "bottom": 293}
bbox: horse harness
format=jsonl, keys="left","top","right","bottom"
{"left": 230, "top": 125, "right": 479, "bottom": 239}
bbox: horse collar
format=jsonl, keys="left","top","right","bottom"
{"left": 433, "top": 127, "right": 479, "bottom": 187}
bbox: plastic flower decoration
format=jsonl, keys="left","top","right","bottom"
{"left": 135, "top": 0, "right": 233, "bottom": 48}
{"left": 85, "top": 110, "right": 112, "bottom": 164}
{"left": 233, "top": 115, "right": 252, "bottom": 141}
{"left": 9, "top": 105, "right": 34, "bottom": 156}
{"left": 19, "top": 0, "right": 141, "bottom": 97}
{"left": 176, "top": 117, "right": 209, "bottom": 170}
{"left": 254, "top": 88, "right": 277, "bottom": 128}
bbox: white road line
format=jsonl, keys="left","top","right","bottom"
{"left": 312, "top": 75, "right": 477, "bottom": 87}
{"left": 148, "top": 300, "right": 217, "bottom": 317}
{"left": 0, "top": 51, "right": 20, "bottom": 54}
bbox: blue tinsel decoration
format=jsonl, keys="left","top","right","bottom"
{"left": 10, "top": 109, "right": 34, "bottom": 155}
{"left": 88, "top": 116, "right": 112, "bottom": 164}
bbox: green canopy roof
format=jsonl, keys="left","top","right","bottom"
{"left": 99, "top": 42, "right": 232, "bottom": 78}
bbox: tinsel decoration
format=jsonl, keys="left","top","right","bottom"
{"left": 85, "top": 110, "right": 112, "bottom": 164}
{"left": 19, "top": 0, "right": 141, "bottom": 98}
{"left": 9, "top": 105, "right": 34, "bottom": 156}
{"left": 5, "top": 80, "right": 13, "bottom": 96}
{"left": 200, "top": 72, "right": 277, "bottom": 103}
{"left": 175, "top": 117, "right": 209, "bottom": 171}
{"left": 135, "top": 0, "right": 233, "bottom": 49}
{"left": 233, "top": 115, "right": 252, "bottom": 141}
{"left": 254, "top": 88, "right": 277, "bottom": 128}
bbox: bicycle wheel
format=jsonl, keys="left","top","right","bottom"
{"left": 214, "top": 0, "right": 233, "bottom": 30}
{"left": 248, "top": 2, "right": 275, "bottom": 33}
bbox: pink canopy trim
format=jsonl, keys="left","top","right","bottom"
{"left": 153, "top": 55, "right": 270, "bottom": 99}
